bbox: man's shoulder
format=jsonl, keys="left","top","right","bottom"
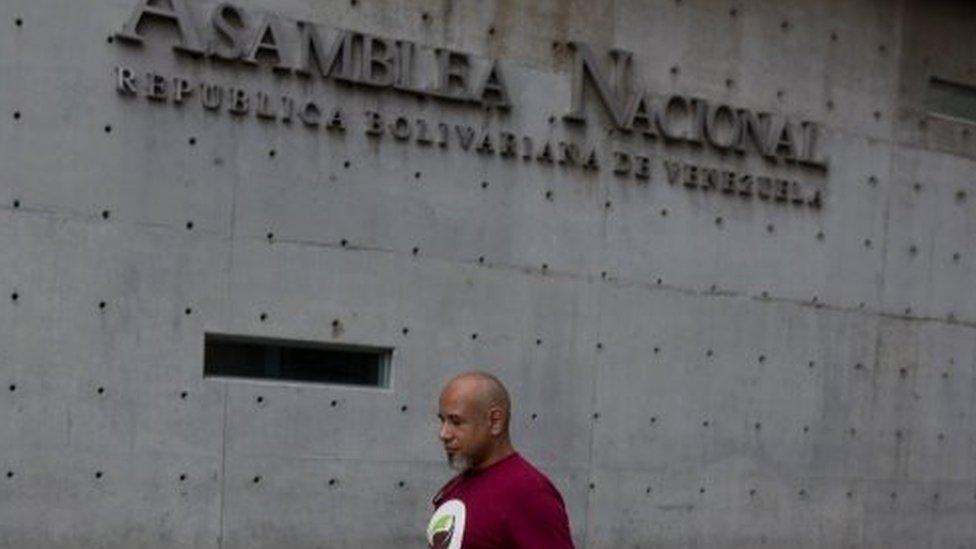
{"left": 434, "top": 453, "right": 563, "bottom": 504}
{"left": 499, "top": 453, "right": 562, "bottom": 496}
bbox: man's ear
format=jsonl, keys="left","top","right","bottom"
{"left": 488, "top": 407, "right": 505, "bottom": 435}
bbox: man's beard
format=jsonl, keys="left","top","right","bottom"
{"left": 447, "top": 453, "right": 471, "bottom": 472}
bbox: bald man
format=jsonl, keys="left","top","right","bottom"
{"left": 427, "top": 371, "right": 575, "bottom": 549}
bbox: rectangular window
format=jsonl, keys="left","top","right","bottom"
{"left": 204, "top": 333, "right": 392, "bottom": 388}
{"left": 927, "top": 77, "right": 976, "bottom": 124}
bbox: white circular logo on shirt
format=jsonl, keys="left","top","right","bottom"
{"left": 427, "top": 499, "right": 466, "bottom": 549}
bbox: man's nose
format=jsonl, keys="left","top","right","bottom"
{"left": 438, "top": 422, "right": 451, "bottom": 442}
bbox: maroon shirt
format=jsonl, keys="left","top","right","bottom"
{"left": 427, "top": 453, "right": 575, "bottom": 549}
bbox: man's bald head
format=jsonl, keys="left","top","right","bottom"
{"left": 442, "top": 370, "right": 511, "bottom": 422}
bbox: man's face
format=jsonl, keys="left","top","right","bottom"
{"left": 437, "top": 379, "right": 492, "bottom": 472}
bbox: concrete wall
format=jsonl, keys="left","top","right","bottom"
{"left": 1, "top": 0, "right": 974, "bottom": 547}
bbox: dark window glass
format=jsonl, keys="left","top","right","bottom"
{"left": 204, "top": 333, "right": 391, "bottom": 387}
{"left": 927, "top": 77, "right": 976, "bottom": 123}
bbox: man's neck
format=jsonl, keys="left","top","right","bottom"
{"left": 472, "top": 441, "right": 515, "bottom": 471}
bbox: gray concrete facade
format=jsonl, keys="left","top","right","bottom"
{"left": 1, "top": 0, "right": 975, "bottom": 547}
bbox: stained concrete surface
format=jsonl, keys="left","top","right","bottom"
{"left": 0, "top": 0, "right": 975, "bottom": 547}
